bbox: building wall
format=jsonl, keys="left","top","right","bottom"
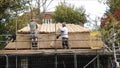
{"left": 42, "top": 13, "right": 53, "bottom": 24}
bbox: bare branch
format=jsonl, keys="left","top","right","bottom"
{"left": 46, "top": 0, "right": 54, "bottom": 10}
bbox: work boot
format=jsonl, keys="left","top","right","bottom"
{"left": 35, "top": 42, "right": 38, "bottom": 47}
{"left": 63, "top": 46, "right": 66, "bottom": 49}
{"left": 66, "top": 46, "right": 69, "bottom": 49}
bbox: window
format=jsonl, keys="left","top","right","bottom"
{"left": 21, "top": 58, "right": 28, "bottom": 68}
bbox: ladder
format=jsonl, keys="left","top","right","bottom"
{"left": 113, "top": 43, "right": 120, "bottom": 64}
{"left": 116, "top": 43, "right": 120, "bottom": 63}
{"left": 116, "top": 53, "right": 120, "bottom": 64}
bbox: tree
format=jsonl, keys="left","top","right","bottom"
{"left": 101, "top": 16, "right": 120, "bottom": 46}
{"left": 106, "top": 0, "right": 120, "bottom": 13}
{"left": 27, "top": 0, "right": 53, "bottom": 24}
{"left": 100, "top": 0, "right": 120, "bottom": 46}
{"left": 0, "top": 0, "right": 29, "bottom": 32}
{"left": 53, "top": 3, "right": 87, "bottom": 24}
{"left": 0, "top": 0, "right": 54, "bottom": 49}
{"left": 0, "top": 0, "right": 29, "bottom": 49}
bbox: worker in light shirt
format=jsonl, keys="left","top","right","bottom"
{"left": 57, "top": 23, "right": 69, "bottom": 49}
{"left": 111, "top": 57, "right": 119, "bottom": 68}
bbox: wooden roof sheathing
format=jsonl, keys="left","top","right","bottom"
{"left": 18, "top": 24, "right": 41, "bottom": 33}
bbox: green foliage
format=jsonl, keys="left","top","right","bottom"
{"left": 53, "top": 3, "right": 87, "bottom": 24}
{"left": 0, "top": 22, "right": 8, "bottom": 49}
{"left": 106, "top": 0, "right": 120, "bottom": 13}
{"left": 101, "top": 0, "right": 120, "bottom": 46}
{"left": 0, "top": 0, "right": 29, "bottom": 33}
{"left": 101, "top": 17, "right": 120, "bottom": 46}
{"left": 0, "top": 0, "right": 29, "bottom": 49}
{"left": 0, "top": 0, "right": 29, "bottom": 19}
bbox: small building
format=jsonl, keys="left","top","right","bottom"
{"left": 42, "top": 12, "right": 53, "bottom": 24}
{"left": 0, "top": 23, "right": 113, "bottom": 68}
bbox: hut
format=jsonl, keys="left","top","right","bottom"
{"left": 0, "top": 23, "right": 112, "bottom": 68}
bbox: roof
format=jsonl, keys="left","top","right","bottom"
{"left": 89, "top": 31, "right": 103, "bottom": 49}
{"left": 0, "top": 49, "right": 106, "bottom": 55}
{"left": 5, "top": 33, "right": 91, "bottom": 49}
{"left": 1, "top": 23, "right": 105, "bottom": 55}
{"left": 90, "top": 31, "right": 101, "bottom": 37}
{"left": 43, "top": 12, "right": 54, "bottom": 15}
{"left": 18, "top": 23, "right": 89, "bottom": 34}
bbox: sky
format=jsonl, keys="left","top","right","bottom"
{"left": 32, "top": 0, "right": 108, "bottom": 30}
{"left": 47, "top": 0, "right": 107, "bottom": 18}
{"left": 45, "top": 0, "right": 108, "bottom": 30}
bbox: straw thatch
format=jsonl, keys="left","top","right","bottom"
{"left": 18, "top": 23, "right": 89, "bottom": 34}
{"left": 5, "top": 23, "right": 104, "bottom": 50}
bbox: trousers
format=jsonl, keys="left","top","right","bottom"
{"left": 62, "top": 37, "right": 69, "bottom": 49}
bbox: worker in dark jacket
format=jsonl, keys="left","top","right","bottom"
{"left": 111, "top": 57, "right": 119, "bottom": 68}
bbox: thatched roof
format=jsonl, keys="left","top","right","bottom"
{"left": 2, "top": 23, "right": 105, "bottom": 55}
{"left": 18, "top": 23, "right": 89, "bottom": 34}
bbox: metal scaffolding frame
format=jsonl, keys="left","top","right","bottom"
{"left": 1, "top": 53, "right": 107, "bottom": 68}
{"left": 0, "top": 18, "right": 110, "bottom": 68}
{"left": 83, "top": 53, "right": 101, "bottom": 68}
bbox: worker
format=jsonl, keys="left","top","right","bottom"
{"left": 111, "top": 57, "right": 119, "bottom": 68}
{"left": 12, "top": 33, "right": 16, "bottom": 42}
{"left": 56, "top": 23, "right": 69, "bottom": 49}
{"left": 29, "top": 19, "right": 38, "bottom": 47}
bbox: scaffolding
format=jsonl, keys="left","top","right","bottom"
{"left": 0, "top": 28, "right": 112, "bottom": 68}
{"left": 0, "top": 21, "right": 118, "bottom": 68}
